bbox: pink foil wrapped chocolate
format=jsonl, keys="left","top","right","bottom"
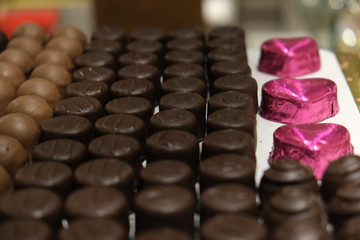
{"left": 258, "top": 37, "right": 320, "bottom": 77}
{"left": 260, "top": 77, "right": 339, "bottom": 124}
{"left": 269, "top": 123, "right": 354, "bottom": 179}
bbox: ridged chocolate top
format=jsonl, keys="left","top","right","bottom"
{"left": 165, "top": 50, "right": 205, "bottom": 65}
{"left": 75, "top": 52, "right": 117, "bottom": 70}
{"left": 73, "top": 66, "right": 116, "bottom": 86}
{"left": 166, "top": 38, "right": 205, "bottom": 52}
{"left": 161, "top": 77, "right": 206, "bottom": 98}
{"left": 111, "top": 78, "right": 154, "bottom": 104}
{"left": 84, "top": 39, "right": 123, "bottom": 57}
{"left": 163, "top": 63, "right": 205, "bottom": 81}
{"left": 65, "top": 81, "right": 109, "bottom": 104}
{"left": 208, "top": 91, "right": 255, "bottom": 114}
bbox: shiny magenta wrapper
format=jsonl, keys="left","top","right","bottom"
{"left": 258, "top": 37, "right": 320, "bottom": 77}
{"left": 260, "top": 77, "right": 339, "bottom": 124}
{"left": 269, "top": 123, "right": 354, "bottom": 179}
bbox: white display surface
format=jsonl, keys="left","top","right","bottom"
{"left": 248, "top": 49, "right": 360, "bottom": 184}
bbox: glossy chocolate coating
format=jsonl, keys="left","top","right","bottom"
{"left": 85, "top": 39, "right": 123, "bottom": 57}
{"left": 58, "top": 218, "right": 127, "bottom": 240}
{"left": 105, "top": 97, "right": 153, "bottom": 124}
{"left": 135, "top": 185, "right": 195, "bottom": 234}
{"left": 200, "top": 214, "right": 267, "bottom": 240}
{"left": 46, "top": 36, "right": 84, "bottom": 60}
{"left": 208, "top": 26, "right": 245, "bottom": 40}
{"left": 135, "top": 227, "right": 192, "bottom": 240}
{"left": 32, "top": 139, "right": 87, "bottom": 169}
{"left": 111, "top": 78, "right": 154, "bottom": 105}
{"left": 0, "top": 48, "right": 33, "bottom": 73}
{"left": 259, "top": 158, "right": 319, "bottom": 205}
{"left": 207, "top": 108, "right": 256, "bottom": 137}
{"left": 34, "top": 49, "right": 74, "bottom": 70}
{"left": 126, "top": 40, "right": 164, "bottom": 57}
{"left": 168, "top": 26, "right": 205, "bottom": 41}
{"left": 208, "top": 91, "right": 255, "bottom": 114}
{"left": 30, "top": 63, "right": 72, "bottom": 90}
{"left": 75, "top": 52, "right": 117, "bottom": 70}
{"left": 207, "top": 48, "right": 247, "bottom": 67}
{"left": 129, "top": 27, "right": 167, "bottom": 42}
{"left": 0, "top": 29, "right": 8, "bottom": 51}
{"left": 7, "top": 36, "right": 43, "bottom": 57}
{"left": 202, "top": 129, "right": 256, "bottom": 161}
{"left": 165, "top": 50, "right": 205, "bottom": 66}
{"left": 12, "top": 22, "right": 47, "bottom": 44}
{"left": 14, "top": 162, "right": 73, "bottom": 196}
{"left": 200, "top": 154, "right": 256, "bottom": 191}
{"left": 65, "top": 80, "right": 109, "bottom": 104}
{"left": 0, "top": 135, "right": 28, "bottom": 176}
{"left": 321, "top": 154, "right": 360, "bottom": 203}
{"left": 91, "top": 25, "right": 127, "bottom": 45}
{"left": 51, "top": 25, "right": 87, "bottom": 46}
{"left": 54, "top": 96, "right": 104, "bottom": 123}
{"left": 163, "top": 63, "right": 205, "bottom": 81}
{"left": 149, "top": 109, "right": 197, "bottom": 137}
{"left": 0, "top": 165, "right": 13, "bottom": 201}
{"left": 118, "top": 51, "right": 159, "bottom": 68}
{"left": 0, "top": 61, "right": 25, "bottom": 89}
{"left": 166, "top": 38, "right": 205, "bottom": 52}
{"left": 73, "top": 66, "right": 116, "bottom": 86}
{"left": 200, "top": 183, "right": 258, "bottom": 221}
{"left": 0, "top": 79, "right": 16, "bottom": 114}
{"left": 146, "top": 130, "right": 199, "bottom": 171}
{"left": 41, "top": 115, "right": 92, "bottom": 144}
{"left": 209, "top": 60, "right": 251, "bottom": 84}
{"left": 94, "top": 114, "right": 146, "bottom": 144}
{"left": 207, "top": 37, "right": 246, "bottom": 51}
{"left": 0, "top": 220, "right": 53, "bottom": 240}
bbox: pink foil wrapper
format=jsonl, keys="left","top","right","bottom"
{"left": 269, "top": 123, "right": 354, "bottom": 179}
{"left": 260, "top": 77, "right": 339, "bottom": 124}
{"left": 258, "top": 37, "right": 320, "bottom": 77}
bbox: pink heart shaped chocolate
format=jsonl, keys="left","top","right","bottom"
{"left": 260, "top": 77, "right": 339, "bottom": 124}
{"left": 258, "top": 37, "right": 320, "bottom": 77}
{"left": 270, "top": 123, "right": 354, "bottom": 179}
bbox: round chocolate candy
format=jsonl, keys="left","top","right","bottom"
{"left": 135, "top": 227, "right": 192, "bottom": 240}
{"left": 208, "top": 26, "right": 245, "bottom": 40}
{"left": 118, "top": 51, "right": 159, "bottom": 68}
{"left": 0, "top": 48, "right": 33, "bottom": 74}
{"left": 200, "top": 214, "right": 267, "bottom": 240}
{"left": 110, "top": 78, "right": 154, "bottom": 105}
{"left": 11, "top": 22, "right": 47, "bottom": 44}
{"left": 75, "top": 52, "right": 117, "bottom": 70}
{"left": 207, "top": 37, "right": 246, "bottom": 52}
{"left": 0, "top": 220, "right": 53, "bottom": 240}
{"left": 200, "top": 154, "right": 256, "bottom": 191}
{"left": 207, "top": 48, "right": 247, "bottom": 67}
{"left": 161, "top": 77, "right": 207, "bottom": 99}
{"left": 84, "top": 39, "right": 123, "bottom": 57}
{"left": 7, "top": 36, "right": 43, "bottom": 57}
{"left": 0, "top": 165, "right": 13, "bottom": 201}
{"left": 41, "top": 115, "right": 92, "bottom": 144}
{"left": 135, "top": 185, "right": 195, "bottom": 234}
{"left": 32, "top": 139, "right": 87, "bottom": 169}
{"left": 0, "top": 61, "right": 25, "bottom": 89}
{"left": 65, "top": 80, "right": 109, "bottom": 105}
{"left": 46, "top": 36, "right": 84, "bottom": 60}
{"left": 163, "top": 63, "right": 205, "bottom": 81}
{"left": 91, "top": 25, "right": 127, "bottom": 45}
{"left": 0, "top": 78, "right": 16, "bottom": 114}
{"left": 337, "top": 216, "right": 360, "bottom": 240}
{"left": 168, "top": 26, "right": 205, "bottom": 41}
{"left": 164, "top": 50, "right": 205, "bottom": 66}
{"left": 0, "top": 135, "right": 28, "bottom": 176}
{"left": 209, "top": 60, "right": 251, "bottom": 84}
{"left": 126, "top": 40, "right": 164, "bottom": 57}
{"left": 54, "top": 96, "right": 104, "bottom": 124}
{"left": 50, "top": 25, "right": 87, "bottom": 46}
{"left": 166, "top": 38, "right": 205, "bottom": 52}
{"left": 202, "top": 129, "right": 256, "bottom": 161}
{"left": 149, "top": 109, "right": 197, "bottom": 137}
{"left": 129, "top": 27, "right": 167, "bottom": 42}
{"left": 34, "top": 49, "right": 74, "bottom": 70}
{"left": 58, "top": 218, "right": 127, "bottom": 240}
{"left": 14, "top": 162, "right": 73, "bottom": 196}
{"left": 30, "top": 63, "right": 72, "bottom": 91}
{"left": 208, "top": 91, "right": 255, "bottom": 115}
{"left": 73, "top": 66, "right": 116, "bottom": 86}
{"left": 5, "top": 95, "right": 53, "bottom": 126}
{"left": 0, "top": 29, "right": 8, "bottom": 51}
{"left": 16, "top": 77, "right": 62, "bottom": 108}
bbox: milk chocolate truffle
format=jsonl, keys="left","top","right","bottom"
{"left": 32, "top": 139, "right": 87, "bottom": 168}
{"left": 207, "top": 108, "right": 256, "bottom": 137}
{"left": 91, "top": 25, "right": 127, "bottom": 45}
{"left": 75, "top": 52, "right": 117, "bottom": 70}
{"left": 12, "top": 22, "right": 47, "bottom": 44}
{"left": 85, "top": 39, "right": 123, "bottom": 57}
{"left": 200, "top": 214, "right": 267, "bottom": 240}
{"left": 51, "top": 25, "right": 87, "bottom": 46}
{"left": 202, "top": 129, "right": 256, "bottom": 161}
{"left": 149, "top": 109, "right": 197, "bottom": 137}
{"left": 263, "top": 187, "right": 327, "bottom": 229}
{"left": 58, "top": 218, "right": 127, "bottom": 240}
{"left": 65, "top": 80, "right": 109, "bottom": 104}
{"left": 126, "top": 40, "right": 165, "bottom": 57}
{"left": 17, "top": 77, "right": 62, "bottom": 108}
{"left": 0, "top": 29, "right": 8, "bottom": 51}
{"left": 146, "top": 130, "right": 199, "bottom": 171}
{"left": 14, "top": 162, "right": 73, "bottom": 196}
{"left": 111, "top": 78, "right": 155, "bottom": 105}
{"left": 166, "top": 38, "right": 205, "bottom": 52}
{"left": 200, "top": 154, "right": 256, "bottom": 191}
{"left": 5, "top": 95, "right": 53, "bottom": 126}
{"left": 41, "top": 115, "right": 92, "bottom": 144}
{"left": 259, "top": 158, "right": 318, "bottom": 204}
{"left": 0, "top": 78, "right": 16, "bottom": 114}
{"left": 207, "top": 37, "right": 246, "bottom": 51}
{"left": 135, "top": 185, "right": 195, "bottom": 234}
{"left": 73, "top": 66, "right": 115, "bottom": 86}
{"left": 208, "top": 26, "right": 245, "bottom": 40}
{"left": 105, "top": 97, "right": 153, "bottom": 124}
{"left": 321, "top": 154, "right": 360, "bottom": 203}
{"left": 34, "top": 49, "right": 74, "bottom": 70}
{"left": 54, "top": 96, "right": 104, "bottom": 123}
{"left": 0, "top": 220, "right": 53, "bottom": 240}
{"left": 118, "top": 52, "right": 159, "bottom": 68}
{"left": 94, "top": 114, "right": 146, "bottom": 144}
{"left": 209, "top": 60, "right": 251, "bottom": 83}
{"left": 135, "top": 227, "right": 192, "bottom": 240}
{"left": 164, "top": 50, "right": 205, "bottom": 66}
{"left": 0, "top": 113, "right": 40, "bottom": 153}
{"left": 207, "top": 48, "right": 247, "bottom": 67}
{"left": 46, "top": 36, "right": 84, "bottom": 59}
{"left": 30, "top": 63, "right": 72, "bottom": 90}
{"left": 208, "top": 91, "right": 255, "bottom": 114}
{"left": 0, "top": 48, "right": 33, "bottom": 73}
{"left": 129, "top": 26, "right": 167, "bottom": 42}
{"left": 0, "top": 165, "right": 13, "bottom": 201}
{"left": 0, "top": 188, "right": 62, "bottom": 227}
{"left": 0, "top": 61, "right": 25, "bottom": 89}
{"left": 200, "top": 183, "right": 258, "bottom": 221}
{"left": 168, "top": 26, "right": 205, "bottom": 41}
{"left": 7, "top": 36, "right": 43, "bottom": 57}
{"left": 163, "top": 63, "right": 205, "bottom": 81}
{"left": 0, "top": 135, "right": 28, "bottom": 176}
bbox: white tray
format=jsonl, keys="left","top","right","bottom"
{"left": 248, "top": 49, "right": 360, "bottom": 183}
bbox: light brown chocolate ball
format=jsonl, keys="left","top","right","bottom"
{"left": 0, "top": 135, "right": 28, "bottom": 176}
{"left": 0, "top": 79, "right": 16, "bottom": 114}
{"left": 51, "top": 25, "right": 86, "bottom": 45}
{"left": 0, "top": 165, "right": 13, "bottom": 201}
{"left": 0, "top": 113, "right": 40, "bottom": 153}
{"left": 7, "top": 36, "right": 43, "bottom": 57}
{"left": 34, "top": 49, "right": 74, "bottom": 70}
{"left": 46, "top": 36, "right": 83, "bottom": 60}
{"left": 4, "top": 95, "right": 53, "bottom": 126}
{"left": 17, "top": 78, "right": 62, "bottom": 108}
{"left": 0, "top": 49, "right": 33, "bottom": 74}
{"left": 11, "top": 22, "right": 47, "bottom": 45}
{"left": 0, "top": 61, "right": 25, "bottom": 89}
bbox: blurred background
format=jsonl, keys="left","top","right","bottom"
{"left": 1, "top": 0, "right": 360, "bottom": 53}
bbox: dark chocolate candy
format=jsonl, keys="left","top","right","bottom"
{"left": 84, "top": 39, "right": 123, "bottom": 57}
{"left": 208, "top": 26, "right": 245, "bottom": 40}
{"left": 337, "top": 216, "right": 360, "bottom": 240}
{"left": 73, "top": 66, "right": 116, "bottom": 86}
{"left": 164, "top": 50, "right": 205, "bottom": 66}
{"left": 135, "top": 227, "right": 192, "bottom": 240}
{"left": 126, "top": 40, "right": 164, "bottom": 57}
{"left": 111, "top": 78, "right": 154, "bottom": 105}
{"left": 163, "top": 63, "right": 205, "bottom": 81}
{"left": 208, "top": 91, "right": 255, "bottom": 114}
{"left": 65, "top": 80, "right": 110, "bottom": 105}
{"left": 91, "top": 25, "right": 127, "bottom": 45}
{"left": 118, "top": 51, "right": 159, "bottom": 68}
{"left": 161, "top": 77, "right": 207, "bottom": 99}
{"left": 0, "top": 220, "right": 53, "bottom": 240}
{"left": 75, "top": 52, "right": 117, "bottom": 70}
{"left": 207, "top": 48, "right": 247, "bottom": 67}
{"left": 207, "top": 37, "right": 246, "bottom": 52}
{"left": 209, "top": 60, "right": 251, "bottom": 84}
{"left": 166, "top": 38, "right": 205, "bottom": 52}
{"left": 168, "top": 26, "right": 205, "bottom": 41}
{"left": 129, "top": 27, "right": 167, "bottom": 42}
